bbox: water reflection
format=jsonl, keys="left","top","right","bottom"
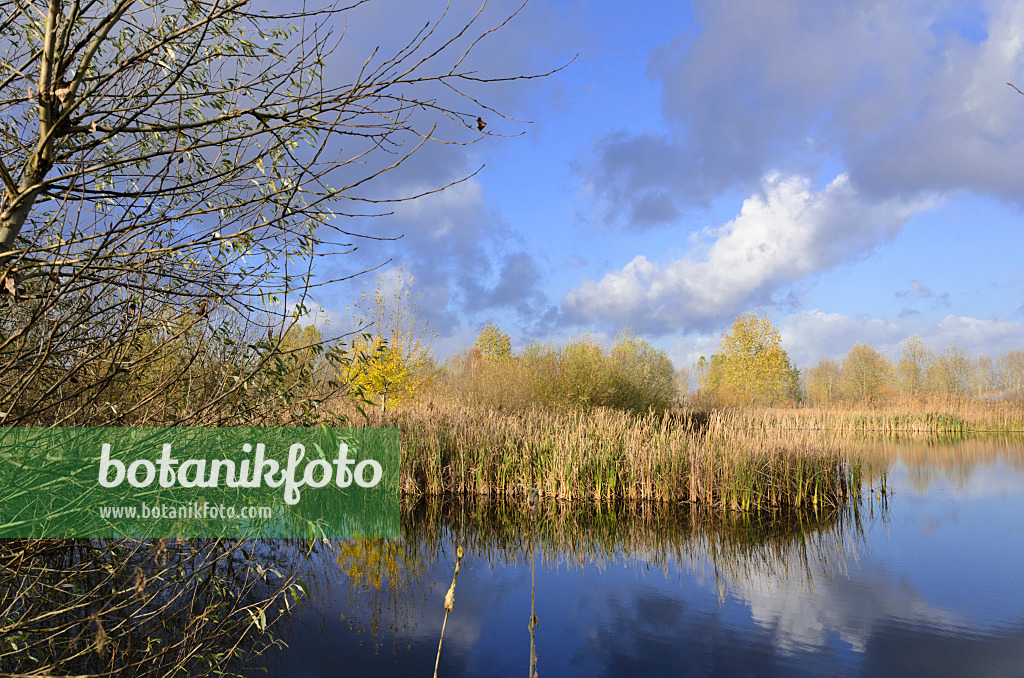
{"left": 254, "top": 498, "right": 874, "bottom": 676}
{"left": 254, "top": 439, "right": 1024, "bottom": 677}
{"left": 857, "top": 434, "right": 1024, "bottom": 495}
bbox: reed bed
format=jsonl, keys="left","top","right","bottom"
{"left": 351, "top": 401, "right": 861, "bottom": 512}
{"left": 717, "top": 397, "right": 1024, "bottom": 435}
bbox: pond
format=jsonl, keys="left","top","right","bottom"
{"left": 251, "top": 438, "right": 1024, "bottom": 677}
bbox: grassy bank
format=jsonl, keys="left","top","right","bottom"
{"left": 351, "top": 401, "right": 862, "bottom": 512}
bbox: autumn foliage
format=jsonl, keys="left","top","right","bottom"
{"left": 343, "top": 272, "right": 436, "bottom": 414}
{"left": 696, "top": 314, "right": 800, "bottom": 406}
{"left": 436, "top": 327, "right": 677, "bottom": 415}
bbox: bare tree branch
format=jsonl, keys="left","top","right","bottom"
{"left": 0, "top": 0, "right": 563, "bottom": 428}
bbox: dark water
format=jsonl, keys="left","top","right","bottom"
{"left": 252, "top": 440, "right": 1024, "bottom": 677}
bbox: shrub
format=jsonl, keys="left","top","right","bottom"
{"left": 433, "top": 329, "right": 676, "bottom": 415}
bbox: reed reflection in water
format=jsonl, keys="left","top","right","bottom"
{"left": 254, "top": 491, "right": 874, "bottom": 677}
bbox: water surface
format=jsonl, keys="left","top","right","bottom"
{"left": 253, "top": 439, "right": 1024, "bottom": 677}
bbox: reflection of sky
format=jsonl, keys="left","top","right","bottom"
{"left": 732, "top": 455, "right": 1024, "bottom": 667}
{"left": 255, "top": 452, "right": 1024, "bottom": 677}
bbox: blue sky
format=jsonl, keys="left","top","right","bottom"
{"left": 312, "top": 0, "right": 1024, "bottom": 371}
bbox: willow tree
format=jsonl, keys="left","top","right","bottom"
{"left": 0, "top": 0, "right": 552, "bottom": 426}
{"left": 896, "top": 335, "right": 932, "bottom": 396}
{"left": 805, "top": 356, "right": 841, "bottom": 404}
{"left": 926, "top": 343, "right": 971, "bottom": 398}
{"left": 607, "top": 328, "right": 675, "bottom": 412}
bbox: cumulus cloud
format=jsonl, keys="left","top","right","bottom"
{"left": 668, "top": 333, "right": 723, "bottom": 371}
{"left": 563, "top": 172, "right": 925, "bottom": 334}
{"left": 778, "top": 310, "right": 906, "bottom": 366}
{"left": 583, "top": 0, "right": 1024, "bottom": 229}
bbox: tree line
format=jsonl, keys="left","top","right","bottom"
{"left": 678, "top": 314, "right": 1024, "bottom": 406}
{"left": 341, "top": 304, "right": 1024, "bottom": 415}
{"left": 800, "top": 338, "right": 1024, "bottom": 404}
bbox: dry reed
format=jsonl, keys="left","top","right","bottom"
{"left": 716, "top": 397, "right": 1024, "bottom": 435}
{"left": 346, "top": 399, "right": 860, "bottom": 513}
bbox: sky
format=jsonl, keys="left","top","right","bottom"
{"left": 306, "top": 0, "right": 1024, "bottom": 372}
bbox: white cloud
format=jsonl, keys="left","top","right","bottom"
{"left": 563, "top": 172, "right": 927, "bottom": 334}
{"left": 430, "top": 324, "right": 481, "bottom": 364}
{"left": 779, "top": 310, "right": 907, "bottom": 366}
{"left": 585, "top": 0, "right": 1024, "bottom": 226}
{"left": 668, "top": 333, "right": 723, "bottom": 369}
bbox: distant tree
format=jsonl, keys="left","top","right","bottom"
{"left": 805, "top": 357, "right": 842, "bottom": 404}
{"left": 692, "top": 353, "right": 726, "bottom": 402}
{"left": 784, "top": 359, "right": 803, "bottom": 402}
{"left": 715, "top": 314, "right": 799, "bottom": 405}
{"left": 972, "top": 354, "right": 999, "bottom": 397}
{"left": 841, "top": 343, "right": 893, "bottom": 402}
{"left": 673, "top": 366, "right": 691, "bottom": 400}
{"left": 487, "top": 331, "right": 672, "bottom": 413}
{"left": 896, "top": 335, "right": 932, "bottom": 396}
{"left": 926, "top": 343, "right": 971, "bottom": 398}
{"left": 694, "top": 356, "right": 710, "bottom": 392}
{"left": 554, "top": 334, "right": 609, "bottom": 409}
{"left": 474, "top": 323, "right": 513, "bottom": 363}
{"left": 997, "top": 350, "right": 1024, "bottom": 393}
{"left": 607, "top": 329, "right": 676, "bottom": 413}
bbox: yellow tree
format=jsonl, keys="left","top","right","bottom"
{"left": 474, "top": 323, "right": 513, "bottom": 363}
{"left": 345, "top": 271, "right": 436, "bottom": 414}
{"left": 716, "top": 314, "right": 799, "bottom": 405}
